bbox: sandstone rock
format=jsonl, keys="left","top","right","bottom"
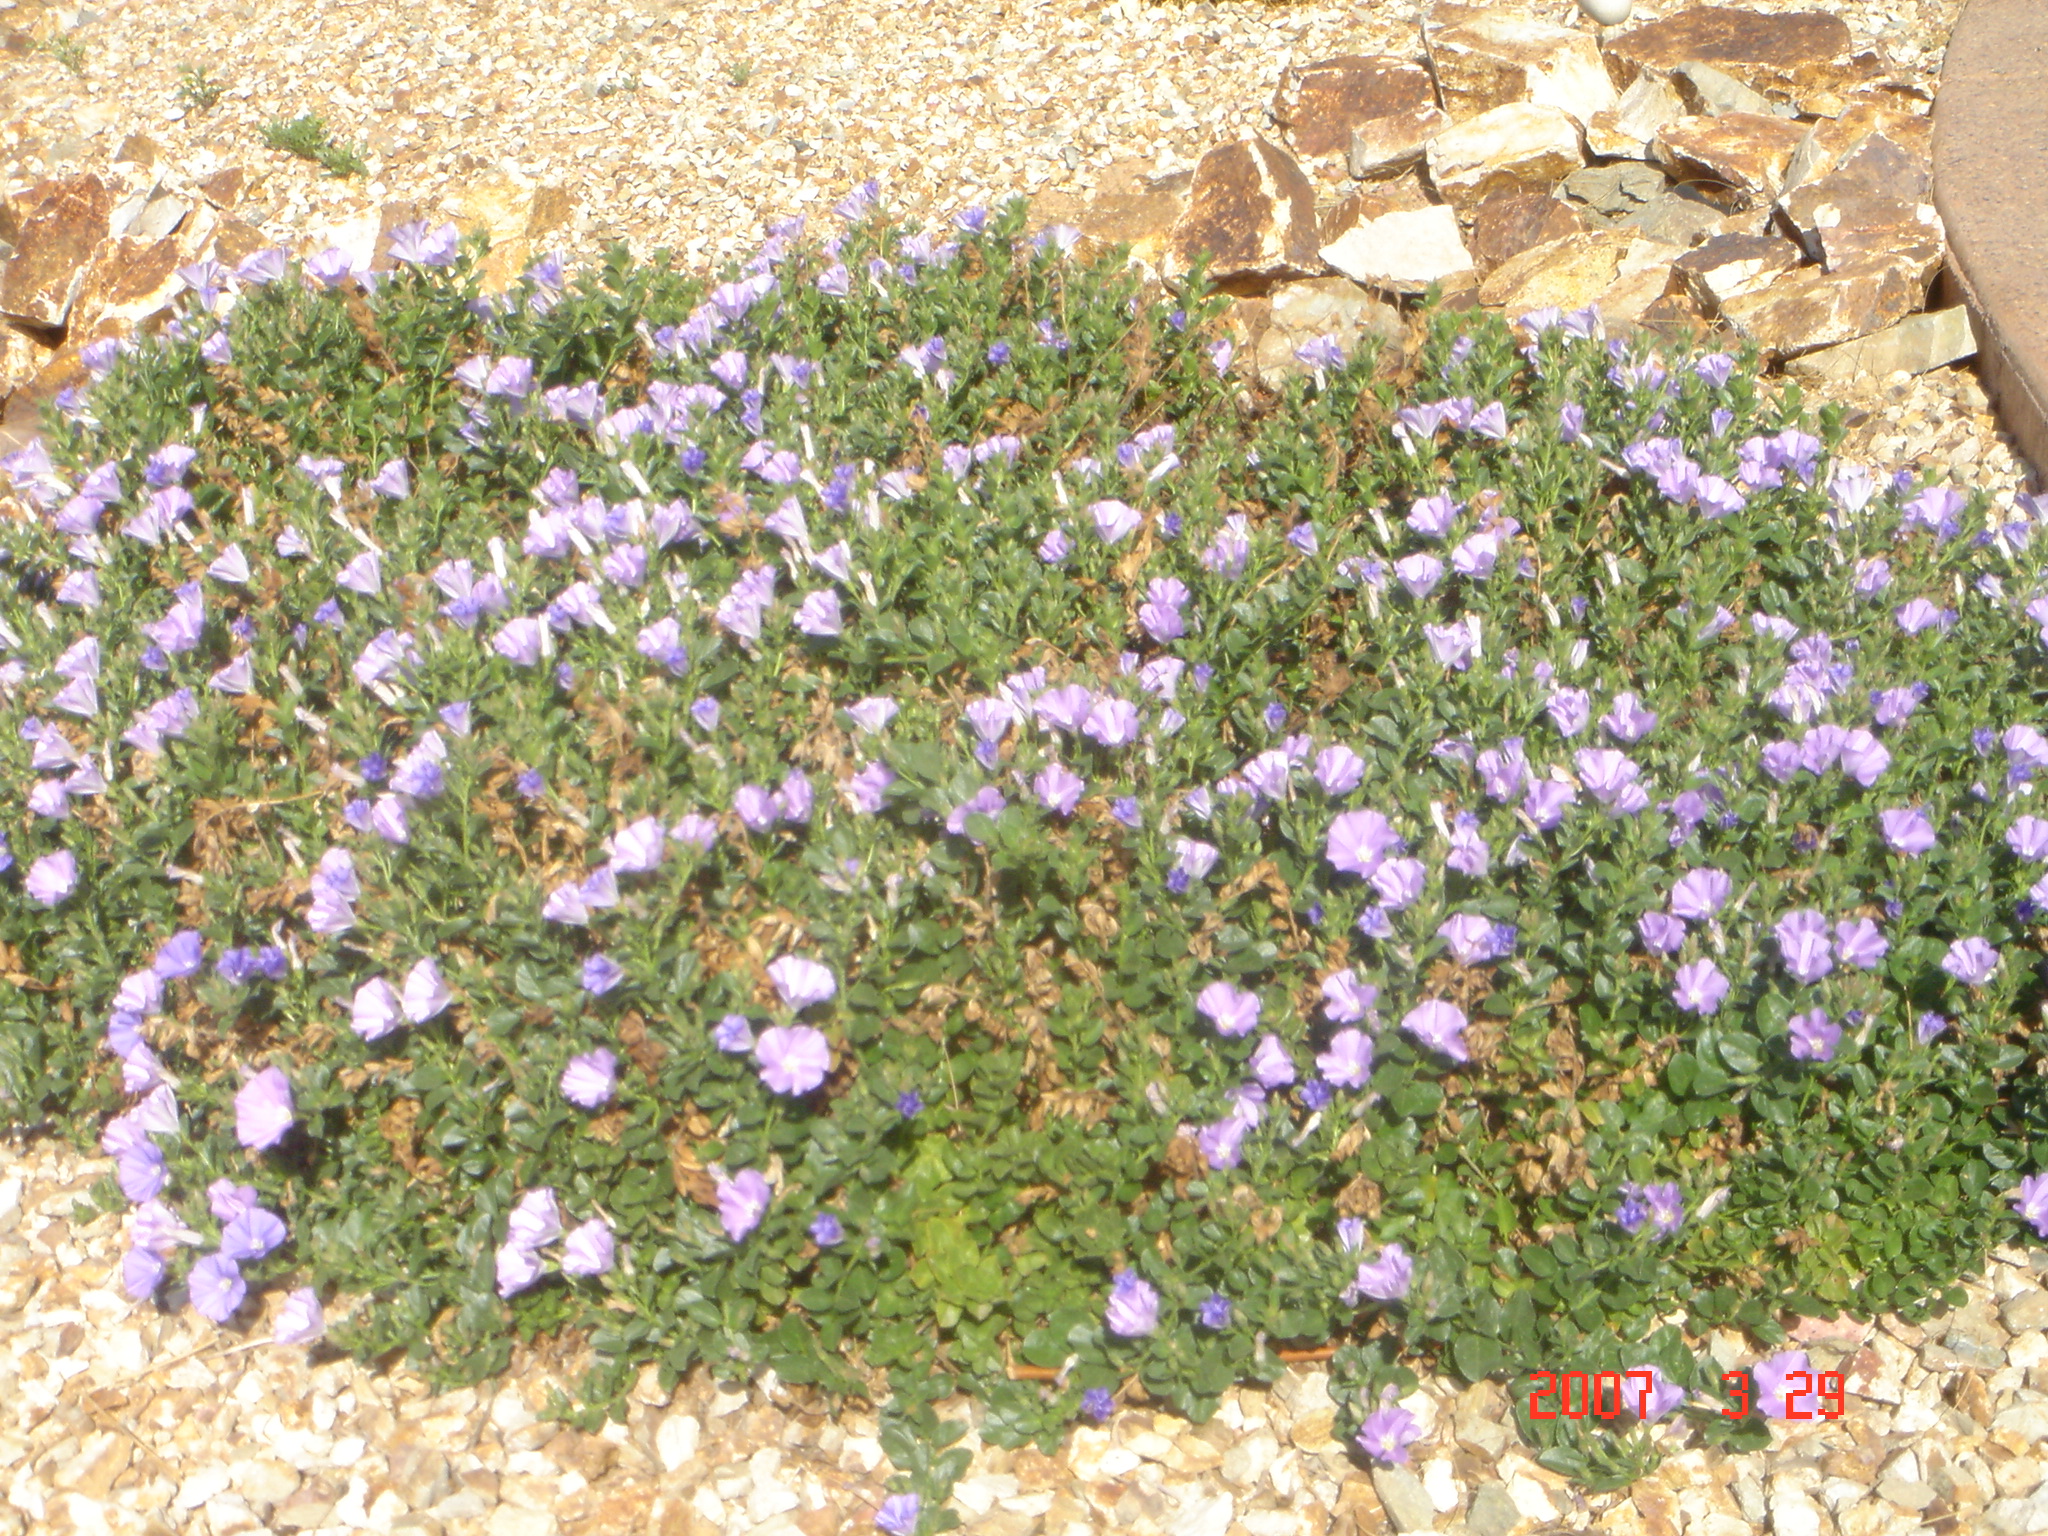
{"left": 1813, "top": 203, "right": 1941, "bottom": 281}
{"left": 1477, "top": 228, "right": 1632, "bottom": 313}
{"left": 1469, "top": 190, "right": 1584, "bottom": 274}
{"left": 113, "top": 133, "right": 160, "bottom": 168}
{"left": 70, "top": 203, "right": 221, "bottom": 345}
{"left": 1317, "top": 171, "right": 1435, "bottom": 245}
{"left": 1270, "top": 55, "right": 1446, "bottom": 175}
{"left": 1250, "top": 275, "right": 1406, "bottom": 385}
{"left": 2003, "top": 1293, "right": 2048, "bottom": 1334}
{"left": 1426, "top": 103, "right": 1584, "bottom": 208}
{"left": 1602, "top": 7, "right": 1877, "bottom": 109}
{"left": 1597, "top": 254, "right": 1682, "bottom": 330}
{"left": 1562, "top": 160, "right": 1669, "bottom": 219}
{"left": 210, "top": 217, "right": 272, "bottom": 271}
{"left": 1167, "top": 137, "right": 1322, "bottom": 292}
{"left": 1031, "top": 162, "right": 1192, "bottom": 277}
{"left": 1320, "top": 204, "right": 1474, "bottom": 292}
{"left": 1718, "top": 251, "right": 1931, "bottom": 357}
{"left": 1670, "top": 231, "right": 1805, "bottom": 311}
{"left": 1587, "top": 70, "right": 1686, "bottom": 159}
{"left": 1621, "top": 188, "right": 1733, "bottom": 247}
{"left": 1467, "top": 1481, "right": 1521, "bottom": 1536}
{"left": 197, "top": 166, "right": 247, "bottom": 209}
{"left": 1371, "top": 1465, "right": 1437, "bottom": 1533}
{"left": 1425, "top": 4, "right": 1618, "bottom": 126}
{"left": 1671, "top": 60, "right": 1792, "bottom": 119}
{"left": 1651, "top": 112, "right": 1811, "bottom": 207}
{"left": 1781, "top": 130, "right": 1937, "bottom": 271}
{"left": 0, "top": 173, "right": 113, "bottom": 331}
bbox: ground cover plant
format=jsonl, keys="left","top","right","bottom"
{"left": 5, "top": 190, "right": 2048, "bottom": 1517}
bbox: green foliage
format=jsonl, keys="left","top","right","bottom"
{"left": 176, "top": 64, "right": 225, "bottom": 113}
{"left": 3, "top": 195, "right": 2046, "bottom": 1519}
{"left": 35, "top": 32, "right": 87, "bottom": 76}
{"left": 260, "top": 113, "right": 368, "bottom": 178}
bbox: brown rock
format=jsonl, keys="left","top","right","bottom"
{"left": 1348, "top": 108, "right": 1455, "bottom": 181}
{"left": 113, "top": 134, "right": 160, "bottom": 168}
{"left": 1651, "top": 112, "right": 1811, "bottom": 207}
{"left": 526, "top": 185, "right": 575, "bottom": 240}
{"left": 0, "top": 173, "right": 113, "bottom": 332}
{"left": 1602, "top": 7, "right": 1878, "bottom": 109}
{"left": 1670, "top": 231, "right": 1806, "bottom": 312}
{"left": 1320, "top": 205, "right": 1474, "bottom": 293}
{"left": 1476, "top": 229, "right": 1633, "bottom": 314}
{"left": 70, "top": 203, "right": 220, "bottom": 344}
{"left": 1636, "top": 289, "right": 1712, "bottom": 345}
{"left": 1167, "top": 136, "right": 1323, "bottom": 292}
{"left": 1469, "top": 190, "right": 1585, "bottom": 274}
{"left": 1719, "top": 250, "right": 1932, "bottom": 357}
{"left": 210, "top": 216, "right": 272, "bottom": 270}
{"left": 1587, "top": 71, "right": 1687, "bottom": 159}
{"left": 1426, "top": 103, "right": 1584, "bottom": 209}
{"left": 1271, "top": 55, "right": 1444, "bottom": 170}
{"left": 1424, "top": 4, "right": 1618, "bottom": 126}
{"left": 1814, "top": 204, "right": 1942, "bottom": 280}
{"left": 198, "top": 166, "right": 247, "bottom": 209}
{"left": 1621, "top": 189, "right": 1736, "bottom": 248}
{"left": 1033, "top": 161, "right": 1194, "bottom": 277}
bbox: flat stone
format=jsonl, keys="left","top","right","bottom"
{"left": 1270, "top": 55, "right": 1446, "bottom": 172}
{"left": 1587, "top": 70, "right": 1687, "bottom": 159}
{"left": 1320, "top": 204, "right": 1474, "bottom": 292}
{"left": 1371, "top": 1465, "right": 1437, "bottom": 1533}
{"left": 485, "top": 1506, "right": 559, "bottom": 1536}
{"left": 112, "top": 133, "right": 159, "bottom": 168}
{"left": 1620, "top": 188, "right": 1735, "bottom": 247}
{"left": 1318, "top": 171, "right": 1436, "bottom": 244}
{"left": 1167, "top": 1491, "right": 1234, "bottom": 1536}
{"left": 1602, "top": 6, "right": 1876, "bottom": 109}
{"left": 2004, "top": 1293, "right": 2048, "bottom": 1333}
{"left": 1672, "top": 61, "right": 1791, "bottom": 120}
{"left": 1250, "top": 275, "right": 1407, "bottom": 385}
{"left": 1424, "top": 3, "right": 1618, "bottom": 126}
{"left": 655, "top": 1411, "right": 700, "bottom": 1473}
{"left": 0, "top": 172, "right": 113, "bottom": 331}
{"left": 1652, "top": 112, "right": 1813, "bottom": 207}
{"left": 1476, "top": 229, "right": 1633, "bottom": 313}
{"left": 127, "top": 193, "right": 190, "bottom": 245}
{"left": 1466, "top": 1482, "right": 1520, "bottom": 1536}
{"left": 1426, "top": 102, "right": 1584, "bottom": 208}
{"left": 1783, "top": 131, "right": 1932, "bottom": 237}
{"left": 1562, "top": 160, "right": 1669, "bottom": 217}
{"left": 1468, "top": 190, "right": 1585, "bottom": 274}
{"left": 1671, "top": 231, "right": 1805, "bottom": 311}
{"left": 1166, "top": 136, "right": 1323, "bottom": 292}
{"left": 1219, "top": 1430, "right": 1278, "bottom": 1490}
{"left": 1719, "top": 250, "right": 1931, "bottom": 357}
{"left": 197, "top": 166, "right": 247, "bottom": 209}
{"left": 1814, "top": 203, "right": 1942, "bottom": 279}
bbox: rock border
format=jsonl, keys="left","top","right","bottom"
{"left": 1935, "top": 0, "right": 2048, "bottom": 481}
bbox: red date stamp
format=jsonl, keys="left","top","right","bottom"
{"left": 1526, "top": 1370, "right": 1847, "bottom": 1420}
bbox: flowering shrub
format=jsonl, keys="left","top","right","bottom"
{"left": 5, "top": 189, "right": 2048, "bottom": 1507}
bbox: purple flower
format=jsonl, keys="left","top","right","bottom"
{"left": 1788, "top": 1008, "right": 1841, "bottom": 1062}
{"left": 1775, "top": 910, "right": 1834, "bottom": 984}
{"left": 1195, "top": 1292, "right": 1232, "bottom": 1330}
{"left": 1326, "top": 809, "right": 1402, "bottom": 878}
{"left": 152, "top": 930, "right": 205, "bottom": 981}
{"left": 718, "top": 1169, "right": 774, "bottom": 1241}
{"left": 1407, "top": 493, "right": 1463, "bottom": 540}
{"left": 561, "top": 1048, "right": 618, "bottom": 1108}
{"left": 123, "top": 1247, "right": 166, "bottom": 1301}
{"left": 189, "top": 1254, "right": 247, "bottom": 1323}
{"left": 1753, "top": 1350, "right": 1813, "bottom": 1419}
{"left": 1246, "top": 1034, "right": 1297, "bottom": 1089}
{"left": 1196, "top": 981, "right": 1261, "bottom": 1038}
{"left": 352, "top": 977, "right": 404, "bottom": 1042}
{"left": 1038, "top": 527, "right": 1072, "bottom": 564}
{"left": 713, "top": 1014, "right": 755, "bottom": 1053}
{"left": 768, "top": 955, "right": 836, "bottom": 1010}
{"left": 1392, "top": 552, "right": 1443, "bottom": 600}
{"left": 496, "top": 1240, "right": 545, "bottom": 1297}
{"left": 273, "top": 1288, "right": 326, "bottom": 1345}
{"left": 561, "top": 1218, "right": 616, "bottom": 1278}
{"left": 1834, "top": 917, "right": 1888, "bottom": 971}
{"left": 810, "top": 1212, "right": 845, "bottom": 1246}
{"left": 402, "top": 957, "right": 454, "bottom": 1022}
{"left": 1671, "top": 960, "right": 1729, "bottom": 1016}
{"left": 1637, "top": 911, "right": 1686, "bottom": 955}
{"left": 755, "top": 1024, "right": 832, "bottom": 1094}
{"left": 2012, "top": 1174, "right": 2048, "bottom": 1239}
{"left": 1521, "top": 779, "right": 1576, "bottom": 831}
{"left": 1401, "top": 999, "right": 1468, "bottom": 1062}
{"left": 581, "top": 954, "right": 627, "bottom": 996}
{"left": 1355, "top": 1392, "right": 1423, "bottom": 1465}
{"left": 1034, "top": 763, "right": 1086, "bottom": 817}
{"left": 219, "top": 1207, "right": 289, "bottom": 1262}
{"left": 1629, "top": 1365, "right": 1687, "bottom": 1422}
{"left": 1105, "top": 1270, "right": 1160, "bottom": 1337}
{"left": 875, "top": 1494, "right": 922, "bottom": 1536}
{"left": 1349, "top": 1243, "right": 1412, "bottom": 1303}
{"left": 235, "top": 1067, "right": 295, "bottom": 1151}
{"left": 1879, "top": 806, "right": 1937, "bottom": 855}
{"left": 1942, "top": 937, "right": 2000, "bottom": 987}
{"left": 1601, "top": 692, "right": 1657, "bottom": 743}
{"left": 1546, "top": 688, "right": 1592, "bottom": 739}
{"left": 507, "top": 1188, "right": 563, "bottom": 1250}
{"left": 1917, "top": 1011, "right": 1951, "bottom": 1045}
{"left": 2009, "top": 817, "right": 2048, "bottom": 861}
{"left": 25, "top": 849, "right": 79, "bottom": 907}
{"left": 1317, "top": 1029, "right": 1375, "bottom": 1089}
{"left": 1669, "top": 868, "right": 1732, "bottom": 922}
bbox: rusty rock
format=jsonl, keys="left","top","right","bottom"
{"left": 1270, "top": 55, "right": 1446, "bottom": 175}
{"left": 1166, "top": 136, "right": 1323, "bottom": 292}
{"left": 1424, "top": 4, "right": 1619, "bottom": 126}
{"left": 1426, "top": 103, "right": 1584, "bottom": 209}
{"left": 0, "top": 173, "right": 114, "bottom": 332}
{"left": 1652, "top": 112, "right": 1812, "bottom": 207}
